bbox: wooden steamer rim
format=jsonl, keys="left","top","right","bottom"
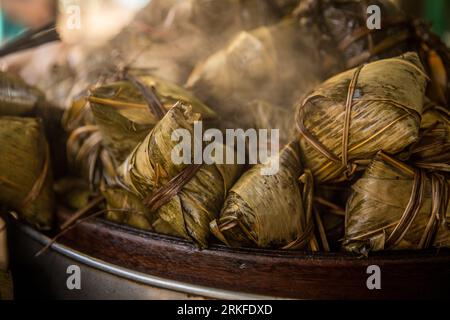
{"left": 16, "top": 207, "right": 450, "bottom": 299}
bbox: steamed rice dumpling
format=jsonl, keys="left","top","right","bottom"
{"left": 343, "top": 152, "right": 450, "bottom": 255}
{"left": 89, "top": 75, "right": 216, "bottom": 166}
{"left": 117, "top": 103, "right": 242, "bottom": 247}
{"left": 295, "top": 52, "right": 428, "bottom": 182}
{"left": 64, "top": 74, "right": 215, "bottom": 186}
{"left": 186, "top": 19, "right": 321, "bottom": 131}
{"left": 0, "top": 117, "right": 54, "bottom": 229}
{"left": 0, "top": 72, "right": 44, "bottom": 117}
{"left": 210, "top": 142, "right": 315, "bottom": 249}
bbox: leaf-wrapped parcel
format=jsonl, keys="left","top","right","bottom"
{"left": 295, "top": 52, "right": 428, "bottom": 182}
{"left": 343, "top": 152, "right": 450, "bottom": 255}
{"left": 64, "top": 74, "right": 215, "bottom": 186}
{"left": 0, "top": 117, "right": 54, "bottom": 229}
{"left": 210, "top": 142, "right": 314, "bottom": 249}
{"left": 117, "top": 103, "right": 242, "bottom": 248}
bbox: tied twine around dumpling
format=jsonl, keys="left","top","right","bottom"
{"left": 297, "top": 64, "right": 364, "bottom": 180}
{"left": 295, "top": 53, "right": 428, "bottom": 182}
{"left": 116, "top": 95, "right": 241, "bottom": 247}
{"left": 116, "top": 74, "right": 204, "bottom": 215}
{"left": 210, "top": 142, "right": 317, "bottom": 250}
{"left": 344, "top": 152, "right": 450, "bottom": 254}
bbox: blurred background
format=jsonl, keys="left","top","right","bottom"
{"left": 1, "top": 1, "right": 447, "bottom": 44}
{"left": 0, "top": 0, "right": 448, "bottom": 85}
{"left": 0, "top": 0, "right": 150, "bottom": 44}
{"left": 394, "top": 0, "right": 450, "bottom": 45}
{"left": 0, "top": 0, "right": 448, "bottom": 47}
{"left": 0, "top": 0, "right": 151, "bottom": 81}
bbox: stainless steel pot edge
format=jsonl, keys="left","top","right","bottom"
{"left": 21, "top": 223, "right": 284, "bottom": 300}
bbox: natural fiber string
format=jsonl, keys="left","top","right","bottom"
{"left": 345, "top": 154, "right": 448, "bottom": 249}
{"left": 209, "top": 213, "right": 260, "bottom": 248}
{"left": 311, "top": 111, "right": 411, "bottom": 179}
{"left": 124, "top": 72, "right": 167, "bottom": 120}
{"left": 86, "top": 96, "right": 151, "bottom": 110}
{"left": 377, "top": 153, "right": 448, "bottom": 249}
{"left": 418, "top": 174, "right": 442, "bottom": 248}
{"left": 387, "top": 170, "right": 449, "bottom": 249}
{"left": 110, "top": 98, "right": 201, "bottom": 216}
{"left": 314, "top": 196, "right": 346, "bottom": 216}
{"left": 210, "top": 145, "right": 316, "bottom": 250}
{"left": 143, "top": 164, "right": 203, "bottom": 212}
{"left": 129, "top": 94, "right": 206, "bottom": 243}
{"left": 385, "top": 169, "right": 425, "bottom": 248}
{"left": 141, "top": 161, "right": 203, "bottom": 245}
{"left": 295, "top": 99, "right": 341, "bottom": 163}
{"left": 314, "top": 207, "right": 330, "bottom": 252}
{"left": 295, "top": 61, "right": 422, "bottom": 181}
{"left": 66, "top": 125, "right": 100, "bottom": 173}
{"left": 342, "top": 64, "right": 364, "bottom": 176}
{"left": 295, "top": 65, "right": 365, "bottom": 180}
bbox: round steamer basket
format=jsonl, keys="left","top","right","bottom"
{"left": 7, "top": 207, "right": 450, "bottom": 299}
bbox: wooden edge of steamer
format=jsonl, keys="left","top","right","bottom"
{"left": 24, "top": 207, "right": 450, "bottom": 299}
